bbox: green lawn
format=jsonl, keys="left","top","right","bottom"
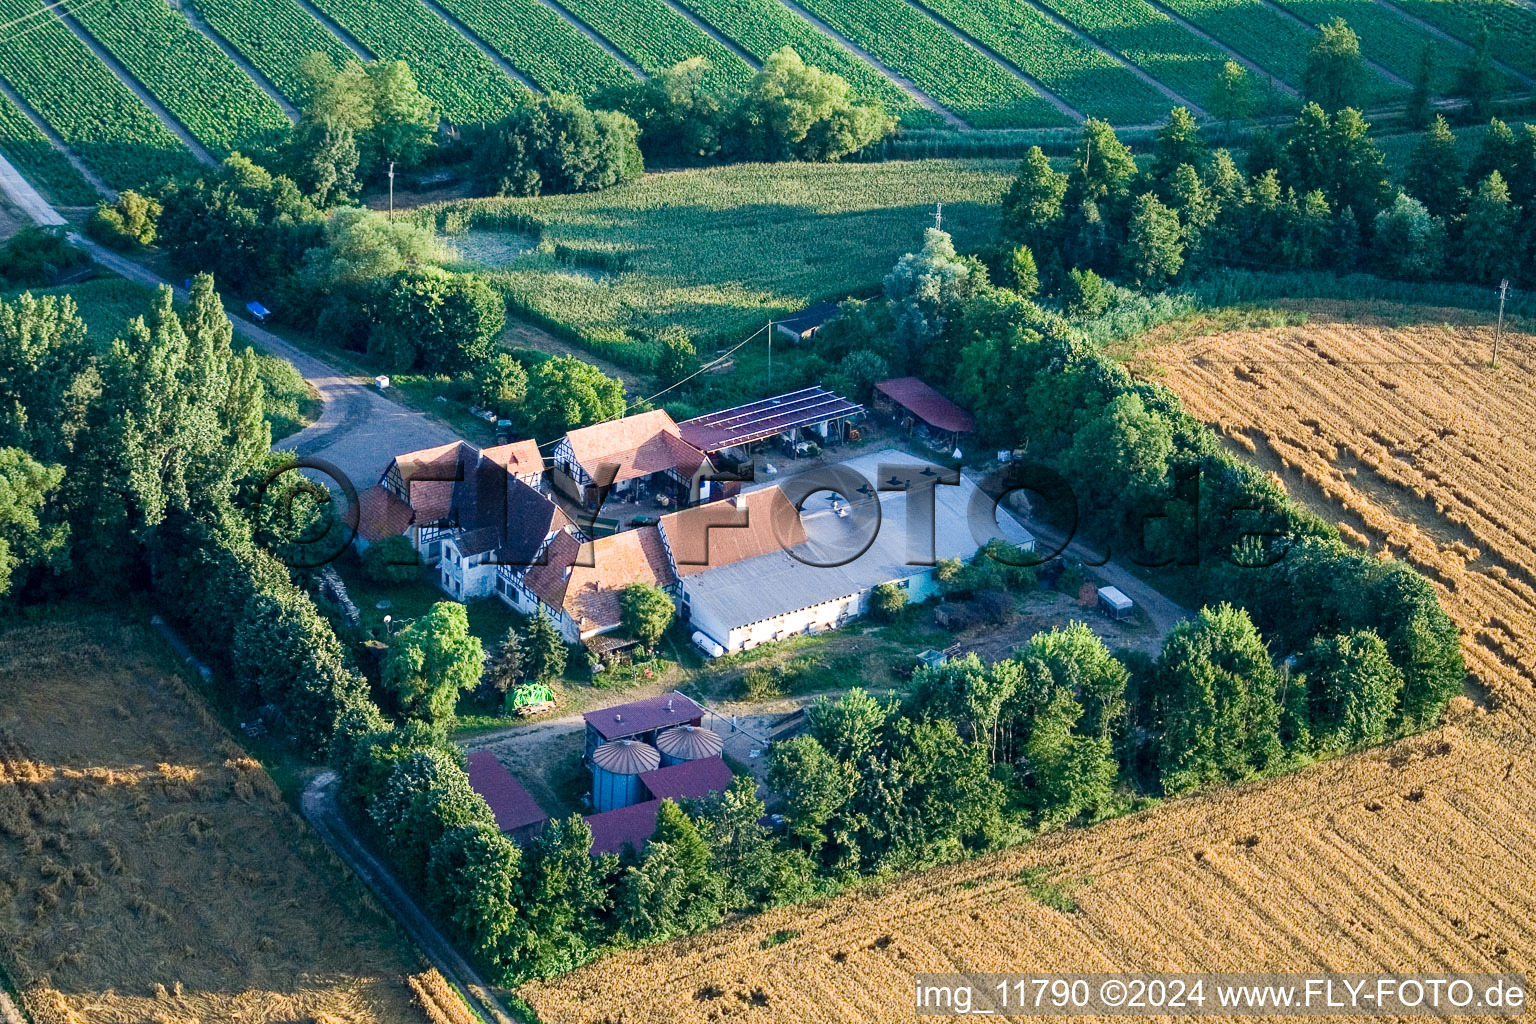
{"left": 411, "top": 159, "right": 1013, "bottom": 371}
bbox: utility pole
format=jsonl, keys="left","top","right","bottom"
{"left": 934, "top": 202, "right": 943, "bottom": 232}
{"left": 1493, "top": 278, "right": 1509, "bottom": 367}
{"left": 766, "top": 320, "right": 773, "bottom": 380}
{"left": 387, "top": 160, "right": 395, "bottom": 220}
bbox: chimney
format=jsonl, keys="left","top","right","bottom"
{"left": 615, "top": 713, "right": 622, "bottom": 723}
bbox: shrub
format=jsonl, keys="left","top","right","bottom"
{"left": 86, "top": 190, "right": 160, "bottom": 249}
{"left": 362, "top": 534, "right": 419, "bottom": 584}
{"left": 869, "top": 582, "right": 908, "bottom": 621}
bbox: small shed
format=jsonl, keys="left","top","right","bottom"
{"left": 873, "top": 377, "right": 975, "bottom": 446}
{"left": 774, "top": 301, "right": 841, "bottom": 343}
{"left": 1097, "top": 585, "right": 1133, "bottom": 621}
{"left": 466, "top": 751, "right": 547, "bottom": 845}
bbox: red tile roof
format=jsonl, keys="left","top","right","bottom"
{"left": 639, "top": 755, "right": 733, "bottom": 802}
{"left": 585, "top": 798, "right": 660, "bottom": 856}
{"left": 482, "top": 439, "right": 544, "bottom": 478}
{"left": 563, "top": 410, "right": 707, "bottom": 484}
{"left": 874, "top": 377, "right": 975, "bottom": 434}
{"left": 357, "top": 484, "right": 416, "bottom": 543}
{"left": 466, "top": 751, "right": 547, "bottom": 834}
{"left": 523, "top": 527, "right": 676, "bottom": 634}
{"left": 660, "top": 488, "right": 808, "bottom": 577}
{"left": 583, "top": 691, "right": 705, "bottom": 742}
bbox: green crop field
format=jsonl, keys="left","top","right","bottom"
{"left": 1272, "top": 0, "right": 1496, "bottom": 91}
{"left": 1158, "top": 0, "right": 1404, "bottom": 102}
{"left": 0, "top": 93, "right": 98, "bottom": 205}
{"left": 674, "top": 0, "right": 940, "bottom": 126}
{"left": 432, "top": 0, "right": 635, "bottom": 95}
{"left": 792, "top": 0, "right": 1072, "bottom": 128}
{"left": 186, "top": 0, "right": 358, "bottom": 104}
{"left": 304, "top": 0, "right": 526, "bottom": 121}
{"left": 908, "top": 0, "right": 1170, "bottom": 124}
{"left": 1031, "top": 0, "right": 1293, "bottom": 115}
{"left": 1386, "top": 0, "right": 1536, "bottom": 76}
{"left": 552, "top": 0, "right": 757, "bottom": 92}
{"left": 0, "top": 0, "right": 198, "bottom": 188}
{"left": 415, "top": 159, "right": 1011, "bottom": 369}
{"left": 68, "top": 0, "right": 292, "bottom": 153}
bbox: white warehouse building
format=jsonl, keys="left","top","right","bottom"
{"left": 659, "top": 448, "right": 1034, "bottom": 653}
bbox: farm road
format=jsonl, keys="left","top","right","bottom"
{"left": 302, "top": 771, "right": 523, "bottom": 1024}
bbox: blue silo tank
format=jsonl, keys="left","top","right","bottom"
{"left": 590, "top": 738, "right": 661, "bottom": 812}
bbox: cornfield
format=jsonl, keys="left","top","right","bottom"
{"left": 0, "top": 617, "right": 437, "bottom": 1024}
{"left": 520, "top": 301, "right": 1536, "bottom": 1022}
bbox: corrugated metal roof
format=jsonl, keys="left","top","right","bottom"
{"left": 584, "top": 691, "right": 706, "bottom": 741}
{"left": 654, "top": 724, "right": 724, "bottom": 761}
{"left": 874, "top": 377, "right": 976, "bottom": 434}
{"left": 591, "top": 738, "right": 662, "bottom": 775}
{"left": 466, "top": 751, "right": 547, "bottom": 833}
{"left": 640, "top": 755, "right": 733, "bottom": 801}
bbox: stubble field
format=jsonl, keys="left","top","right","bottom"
{"left": 0, "top": 615, "right": 461, "bottom": 1024}
{"left": 520, "top": 302, "right": 1536, "bottom": 1023}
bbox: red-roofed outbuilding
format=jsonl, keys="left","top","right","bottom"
{"left": 466, "top": 751, "right": 547, "bottom": 845}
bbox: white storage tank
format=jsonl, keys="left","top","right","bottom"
{"left": 590, "top": 738, "right": 661, "bottom": 812}
{"left": 655, "top": 724, "right": 724, "bottom": 767}
{"left": 692, "top": 630, "right": 726, "bottom": 658}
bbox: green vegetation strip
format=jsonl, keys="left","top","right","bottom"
{"left": 1157, "top": 0, "right": 1403, "bottom": 101}
{"left": 67, "top": 0, "right": 292, "bottom": 153}
{"left": 431, "top": 0, "right": 635, "bottom": 96}
{"left": 552, "top": 0, "right": 757, "bottom": 92}
{"left": 304, "top": 0, "right": 527, "bottom": 122}
{"left": 672, "top": 0, "right": 940, "bottom": 126}
{"left": 1031, "top": 0, "right": 1295, "bottom": 115}
{"left": 909, "top": 0, "right": 1171, "bottom": 123}
{"left": 1386, "top": 0, "right": 1536, "bottom": 76}
{"left": 0, "top": 0, "right": 196, "bottom": 188}
{"left": 186, "top": 0, "right": 359, "bottom": 104}
{"left": 791, "top": 0, "right": 1073, "bottom": 128}
{"left": 0, "top": 90, "right": 97, "bottom": 205}
{"left": 420, "top": 159, "right": 1011, "bottom": 368}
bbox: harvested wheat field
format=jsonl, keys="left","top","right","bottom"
{"left": 0, "top": 615, "right": 453, "bottom": 1024}
{"left": 1139, "top": 302, "right": 1536, "bottom": 729}
{"left": 521, "top": 302, "right": 1536, "bottom": 1023}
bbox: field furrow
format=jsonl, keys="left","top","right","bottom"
{"left": 788, "top": 0, "right": 1074, "bottom": 127}
{"left": 303, "top": 0, "right": 526, "bottom": 121}
{"left": 0, "top": 89, "right": 98, "bottom": 205}
{"left": 184, "top": 0, "right": 358, "bottom": 104}
{"left": 1156, "top": 0, "right": 1405, "bottom": 101}
{"left": 672, "top": 0, "right": 941, "bottom": 125}
{"left": 550, "top": 0, "right": 758, "bottom": 92}
{"left": 1032, "top": 0, "right": 1264, "bottom": 115}
{"left": 431, "top": 0, "right": 635, "bottom": 95}
{"left": 64, "top": 0, "right": 291, "bottom": 154}
{"left": 1270, "top": 0, "right": 1493, "bottom": 90}
{"left": 0, "top": 0, "right": 196, "bottom": 188}
{"left": 906, "top": 0, "right": 1174, "bottom": 123}
{"left": 1382, "top": 0, "right": 1536, "bottom": 75}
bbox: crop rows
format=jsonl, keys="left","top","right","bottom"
{"left": 304, "top": 0, "right": 526, "bottom": 122}
{"left": 1157, "top": 0, "right": 1404, "bottom": 101}
{"left": 792, "top": 0, "right": 1072, "bottom": 128}
{"left": 0, "top": 0, "right": 196, "bottom": 188}
{"left": 552, "top": 0, "right": 756, "bottom": 93}
{"left": 66, "top": 0, "right": 291, "bottom": 154}
{"left": 909, "top": 0, "right": 1170, "bottom": 124}
{"left": 1386, "top": 0, "right": 1536, "bottom": 76}
{"left": 1032, "top": 0, "right": 1294, "bottom": 114}
{"left": 431, "top": 0, "right": 634, "bottom": 96}
{"left": 0, "top": 91, "right": 98, "bottom": 205}
{"left": 673, "top": 0, "right": 939, "bottom": 126}
{"left": 185, "top": 0, "right": 358, "bottom": 104}
{"left": 1272, "top": 0, "right": 1492, "bottom": 91}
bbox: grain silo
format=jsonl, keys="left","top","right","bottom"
{"left": 590, "top": 738, "right": 661, "bottom": 812}
{"left": 655, "top": 724, "right": 724, "bottom": 766}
